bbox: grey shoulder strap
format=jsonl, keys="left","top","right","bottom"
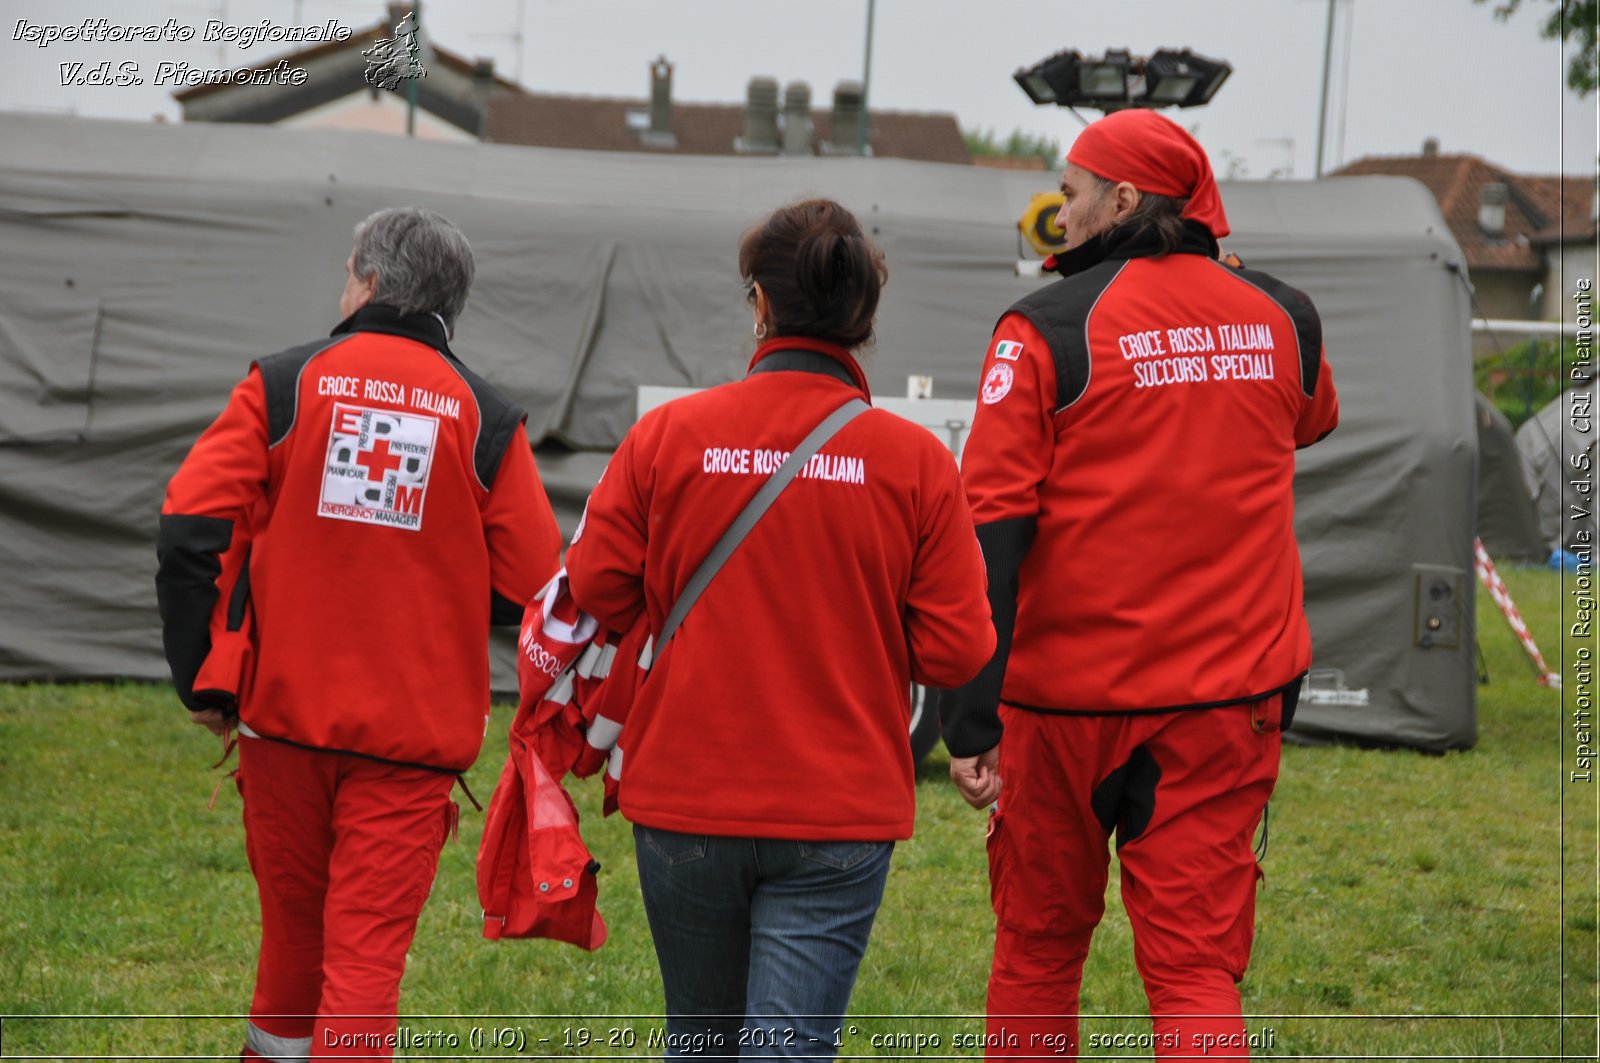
{"left": 640, "top": 396, "right": 870, "bottom": 668}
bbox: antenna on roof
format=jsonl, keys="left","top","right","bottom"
{"left": 513, "top": 0, "right": 524, "bottom": 85}
{"left": 471, "top": 0, "right": 526, "bottom": 86}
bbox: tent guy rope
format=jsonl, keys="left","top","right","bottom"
{"left": 1474, "top": 537, "right": 1562, "bottom": 689}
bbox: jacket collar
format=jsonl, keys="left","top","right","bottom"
{"left": 1050, "top": 219, "right": 1220, "bottom": 278}
{"left": 747, "top": 337, "right": 873, "bottom": 402}
{"left": 331, "top": 304, "right": 455, "bottom": 358}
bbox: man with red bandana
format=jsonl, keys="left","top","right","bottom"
{"left": 939, "top": 110, "right": 1339, "bottom": 1059}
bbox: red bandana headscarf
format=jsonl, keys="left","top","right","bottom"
{"left": 1066, "top": 109, "right": 1231, "bottom": 239}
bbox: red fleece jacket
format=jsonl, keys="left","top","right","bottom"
{"left": 565, "top": 339, "right": 994, "bottom": 840}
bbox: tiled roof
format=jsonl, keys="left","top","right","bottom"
{"left": 172, "top": 18, "right": 522, "bottom": 103}
{"left": 483, "top": 92, "right": 971, "bottom": 165}
{"left": 1332, "top": 152, "right": 1593, "bottom": 272}
{"left": 1520, "top": 174, "right": 1598, "bottom": 245}
{"left": 167, "top": 13, "right": 968, "bottom": 165}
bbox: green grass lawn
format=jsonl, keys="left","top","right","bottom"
{"left": 0, "top": 566, "right": 1595, "bottom": 1059}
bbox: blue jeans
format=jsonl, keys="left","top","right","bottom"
{"left": 633, "top": 825, "right": 895, "bottom": 1059}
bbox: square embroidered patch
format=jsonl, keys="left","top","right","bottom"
{"left": 317, "top": 402, "right": 439, "bottom": 531}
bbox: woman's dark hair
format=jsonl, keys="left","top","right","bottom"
{"left": 739, "top": 198, "right": 887, "bottom": 349}
{"left": 1091, "top": 175, "right": 1189, "bottom": 256}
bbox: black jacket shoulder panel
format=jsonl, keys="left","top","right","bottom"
{"left": 1214, "top": 263, "right": 1324, "bottom": 398}
{"left": 256, "top": 331, "right": 526, "bottom": 488}
{"left": 438, "top": 354, "right": 528, "bottom": 491}
{"left": 254, "top": 336, "right": 349, "bottom": 447}
{"left": 1006, "top": 261, "right": 1127, "bottom": 412}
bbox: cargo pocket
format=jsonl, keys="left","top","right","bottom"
{"left": 411, "top": 795, "right": 458, "bottom": 912}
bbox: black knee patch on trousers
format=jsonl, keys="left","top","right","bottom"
{"left": 1090, "top": 745, "right": 1161, "bottom": 850}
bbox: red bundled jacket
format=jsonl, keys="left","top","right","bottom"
{"left": 476, "top": 569, "right": 647, "bottom": 947}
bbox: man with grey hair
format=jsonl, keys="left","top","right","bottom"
{"left": 157, "top": 206, "right": 562, "bottom": 1060}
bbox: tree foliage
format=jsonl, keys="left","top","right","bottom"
{"left": 1474, "top": 336, "right": 1590, "bottom": 428}
{"left": 1478, "top": 0, "right": 1598, "bottom": 95}
{"left": 964, "top": 127, "right": 1062, "bottom": 162}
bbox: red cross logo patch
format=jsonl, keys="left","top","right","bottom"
{"left": 318, "top": 403, "right": 440, "bottom": 530}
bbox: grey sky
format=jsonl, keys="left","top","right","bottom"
{"left": 1, "top": 0, "right": 1594, "bottom": 179}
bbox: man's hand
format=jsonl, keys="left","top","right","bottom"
{"left": 188, "top": 708, "right": 232, "bottom": 737}
{"left": 949, "top": 747, "right": 1002, "bottom": 809}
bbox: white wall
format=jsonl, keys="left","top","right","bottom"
{"left": 277, "top": 89, "right": 475, "bottom": 142}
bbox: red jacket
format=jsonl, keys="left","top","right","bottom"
{"left": 476, "top": 566, "right": 654, "bottom": 947}
{"left": 156, "top": 306, "right": 562, "bottom": 773}
{"left": 478, "top": 570, "right": 630, "bottom": 950}
{"left": 940, "top": 223, "right": 1338, "bottom": 756}
{"left": 565, "top": 338, "right": 995, "bottom": 841}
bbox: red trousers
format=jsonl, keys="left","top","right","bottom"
{"left": 984, "top": 698, "right": 1282, "bottom": 1061}
{"left": 237, "top": 735, "right": 456, "bottom": 1061}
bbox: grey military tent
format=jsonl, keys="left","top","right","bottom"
{"left": 1476, "top": 392, "right": 1549, "bottom": 563}
{"left": 0, "top": 113, "right": 1477, "bottom": 750}
{"left": 1517, "top": 385, "right": 1597, "bottom": 555}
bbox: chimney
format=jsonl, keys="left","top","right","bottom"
{"left": 642, "top": 56, "right": 677, "bottom": 149}
{"left": 469, "top": 57, "right": 496, "bottom": 135}
{"left": 829, "top": 81, "right": 865, "bottom": 156}
{"left": 1421, "top": 137, "right": 1439, "bottom": 158}
{"left": 649, "top": 56, "right": 672, "bottom": 134}
{"left": 783, "top": 81, "right": 812, "bottom": 155}
{"left": 1479, "top": 181, "right": 1508, "bottom": 239}
{"left": 743, "top": 77, "right": 780, "bottom": 154}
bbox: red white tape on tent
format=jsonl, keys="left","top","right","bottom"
{"left": 1473, "top": 537, "right": 1562, "bottom": 688}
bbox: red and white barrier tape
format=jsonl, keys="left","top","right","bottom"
{"left": 1473, "top": 537, "right": 1562, "bottom": 688}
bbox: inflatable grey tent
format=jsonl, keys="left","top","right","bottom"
{"left": 1517, "top": 385, "right": 1597, "bottom": 554}
{"left": 1477, "top": 392, "right": 1549, "bottom": 563}
{"left": 0, "top": 114, "right": 1477, "bottom": 750}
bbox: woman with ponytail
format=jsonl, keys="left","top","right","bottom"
{"left": 566, "top": 198, "right": 994, "bottom": 1057}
